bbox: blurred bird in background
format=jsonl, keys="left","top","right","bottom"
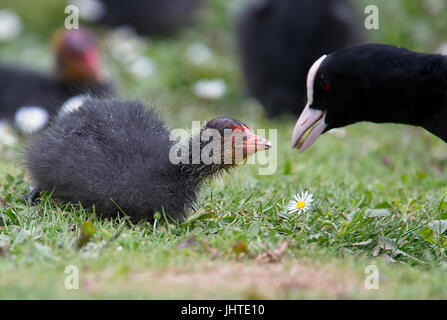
{"left": 73, "top": 0, "right": 203, "bottom": 36}
{"left": 235, "top": 0, "right": 365, "bottom": 118}
{"left": 0, "top": 28, "right": 115, "bottom": 135}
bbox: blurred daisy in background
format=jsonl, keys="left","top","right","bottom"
{"left": 105, "top": 26, "right": 147, "bottom": 63}
{"left": 0, "top": 10, "right": 22, "bottom": 42}
{"left": 192, "top": 79, "right": 227, "bottom": 100}
{"left": 327, "top": 127, "right": 347, "bottom": 139}
{"left": 128, "top": 56, "right": 156, "bottom": 78}
{"left": 287, "top": 191, "right": 314, "bottom": 215}
{"left": 70, "top": 0, "right": 105, "bottom": 22}
{"left": 436, "top": 42, "right": 447, "bottom": 56}
{"left": 14, "top": 106, "right": 49, "bottom": 135}
{"left": 422, "top": 0, "right": 445, "bottom": 15}
{"left": 0, "top": 121, "right": 17, "bottom": 147}
{"left": 105, "top": 26, "right": 156, "bottom": 78}
{"left": 186, "top": 42, "right": 214, "bottom": 66}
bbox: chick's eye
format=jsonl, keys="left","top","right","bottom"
{"left": 321, "top": 81, "right": 330, "bottom": 91}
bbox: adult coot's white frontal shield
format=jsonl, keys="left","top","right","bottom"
{"left": 291, "top": 55, "right": 327, "bottom": 151}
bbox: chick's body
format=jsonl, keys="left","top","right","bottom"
{"left": 26, "top": 100, "right": 192, "bottom": 220}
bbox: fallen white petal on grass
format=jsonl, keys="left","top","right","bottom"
{"left": 365, "top": 208, "right": 391, "bottom": 217}
{"left": 428, "top": 220, "right": 447, "bottom": 234}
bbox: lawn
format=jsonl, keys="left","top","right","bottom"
{"left": 1, "top": 0, "right": 447, "bottom": 299}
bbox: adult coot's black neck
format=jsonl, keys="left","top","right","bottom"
{"left": 291, "top": 44, "right": 447, "bottom": 151}
{"left": 176, "top": 118, "right": 272, "bottom": 186}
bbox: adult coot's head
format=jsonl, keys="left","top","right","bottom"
{"left": 291, "top": 43, "right": 447, "bottom": 151}
{"left": 203, "top": 117, "right": 272, "bottom": 163}
{"left": 53, "top": 29, "right": 103, "bottom": 82}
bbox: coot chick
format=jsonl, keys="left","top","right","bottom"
{"left": 291, "top": 44, "right": 447, "bottom": 151}
{"left": 0, "top": 29, "right": 114, "bottom": 133}
{"left": 94, "top": 0, "right": 202, "bottom": 36}
{"left": 25, "top": 99, "right": 271, "bottom": 221}
{"left": 236, "top": 0, "right": 363, "bottom": 117}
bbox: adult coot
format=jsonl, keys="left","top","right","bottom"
{"left": 291, "top": 44, "right": 447, "bottom": 151}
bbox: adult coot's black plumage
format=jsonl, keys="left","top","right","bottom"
{"left": 95, "top": 0, "right": 202, "bottom": 36}
{"left": 291, "top": 43, "right": 447, "bottom": 151}
{"left": 236, "top": 0, "right": 363, "bottom": 117}
{"left": 25, "top": 99, "right": 271, "bottom": 221}
{"left": 0, "top": 29, "right": 114, "bottom": 132}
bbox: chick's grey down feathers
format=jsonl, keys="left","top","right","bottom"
{"left": 25, "top": 99, "right": 236, "bottom": 221}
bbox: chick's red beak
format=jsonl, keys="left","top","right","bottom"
{"left": 243, "top": 128, "right": 272, "bottom": 153}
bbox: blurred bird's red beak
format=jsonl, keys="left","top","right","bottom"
{"left": 79, "top": 48, "right": 102, "bottom": 81}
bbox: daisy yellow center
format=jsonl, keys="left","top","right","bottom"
{"left": 296, "top": 201, "right": 306, "bottom": 209}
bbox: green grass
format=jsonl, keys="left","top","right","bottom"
{"left": 1, "top": 0, "right": 447, "bottom": 299}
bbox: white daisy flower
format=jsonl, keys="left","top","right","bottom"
{"left": 287, "top": 191, "right": 314, "bottom": 215}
